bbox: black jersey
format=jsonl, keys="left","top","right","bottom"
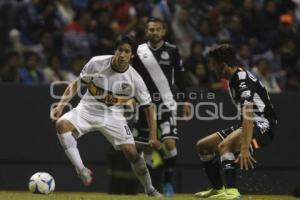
{"left": 229, "top": 68, "right": 277, "bottom": 124}
{"left": 133, "top": 41, "right": 184, "bottom": 107}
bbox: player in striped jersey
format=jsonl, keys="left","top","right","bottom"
{"left": 132, "top": 18, "right": 191, "bottom": 197}
{"left": 195, "top": 44, "right": 277, "bottom": 200}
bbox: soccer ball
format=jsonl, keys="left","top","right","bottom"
{"left": 28, "top": 172, "right": 55, "bottom": 194}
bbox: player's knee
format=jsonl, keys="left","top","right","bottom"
{"left": 122, "top": 146, "right": 140, "bottom": 162}
{"left": 56, "top": 120, "right": 71, "bottom": 134}
{"left": 163, "top": 139, "right": 176, "bottom": 151}
{"left": 196, "top": 139, "right": 210, "bottom": 155}
{"left": 218, "top": 141, "right": 229, "bottom": 154}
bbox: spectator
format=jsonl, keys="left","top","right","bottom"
{"left": 184, "top": 40, "right": 205, "bottom": 72}
{"left": 151, "top": 0, "right": 174, "bottom": 23}
{"left": 27, "top": 31, "right": 57, "bottom": 67}
{"left": 172, "top": 7, "right": 199, "bottom": 58}
{"left": 43, "top": 55, "right": 65, "bottom": 82}
{"left": 237, "top": 43, "right": 253, "bottom": 70}
{"left": 62, "top": 10, "right": 92, "bottom": 64}
{"left": 111, "top": 0, "right": 137, "bottom": 34}
{"left": 252, "top": 58, "right": 281, "bottom": 93}
{"left": 226, "top": 14, "right": 247, "bottom": 47}
{"left": 64, "top": 56, "right": 86, "bottom": 81}
{"left": 0, "top": 51, "right": 21, "bottom": 83}
{"left": 256, "top": 0, "right": 280, "bottom": 46}
{"left": 94, "top": 9, "right": 116, "bottom": 55}
{"left": 196, "top": 19, "right": 216, "bottom": 47}
{"left": 19, "top": 51, "right": 45, "bottom": 84}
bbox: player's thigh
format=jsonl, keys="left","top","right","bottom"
{"left": 159, "top": 111, "right": 179, "bottom": 142}
{"left": 56, "top": 108, "right": 93, "bottom": 135}
{"left": 218, "top": 128, "right": 243, "bottom": 154}
{"left": 196, "top": 133, "right": 223, "bottom": 155}
{"left": 98, "top": 118, "right": 135, "bottom": 151}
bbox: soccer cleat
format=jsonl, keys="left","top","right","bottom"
{"left": 194, "top": 187, "right": 226, "bottom": 198}
{"left": 147, "top": 188, "right": 163, "bottom": 197}
{"left": 211, "top": 188, "right": 241, "bottom": 200}
{"left": 163, "top": 183, "right": 174, "bottom": 197}
{"left": 77, "top": 168, "right": 93, "bottom": 186}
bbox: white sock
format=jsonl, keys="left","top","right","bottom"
{"left": 220, "top": 152, "right": 235, "bottom": 162}
{"left": 57, "top": 132, "right": 85, "bottom": 172}
{"left": 130, "top": 156, "right": 154, "bottom": 193}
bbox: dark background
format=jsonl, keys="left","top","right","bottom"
{"left": 0, "top": 84, "right": 299, "bottom": 194}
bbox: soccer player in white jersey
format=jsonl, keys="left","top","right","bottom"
{"left": 50, "top": 35, "right": 162, "bottom": 197}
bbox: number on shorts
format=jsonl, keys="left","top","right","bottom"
{"left": 124, "top": 125, "right": 132, "bottom": 135}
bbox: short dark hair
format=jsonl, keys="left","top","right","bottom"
{"left": 208, "top": 44, "right": 239, "bottom": 67}
{"left": 114, "top": 35, "right": 137, "bottom": 54}
{"left": 146, "top": 17, "right": 166, "bottom": 28}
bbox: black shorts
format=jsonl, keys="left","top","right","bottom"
{"left": 133, "top": 108, "right": 178, "bottom": 145}
{"left": 217, "top": 119, "right": 277, "bottom": 154}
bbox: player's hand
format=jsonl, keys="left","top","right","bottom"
{"left": 50, "top": 105, "right": 64, "bottom": 121}
{"left": 125, "top": 98, "right": 136, "bottom": 111}
{"left": 149, "top": 139, "right": 161, "bottom": 150}
{"left": 182, "top": 102, "right": 192, "bottom": 121}
{"left": 235, "top": 149, "right": 256, "bottom": 170}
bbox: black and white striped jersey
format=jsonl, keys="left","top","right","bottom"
{"left": 133, "top": 41, "right": 184, "bottom": 108}
{"left": 229, "top": 68, "right": 277, "bottom": 124}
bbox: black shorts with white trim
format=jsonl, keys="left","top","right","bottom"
{"left": 217, "top": 119, "right": 276, "bottom": 154}
{"left": 133, "top": 107, "right": 179, "bottom": 144}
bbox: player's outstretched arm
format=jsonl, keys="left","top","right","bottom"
{"left": 235, "top": 103, "right": 256, "bottom": 170}
{"left": 50, "top": 79, "right": 80, "bottom": 120}
{"left": 143, "top": 105, "right": 160, "bottom": 150}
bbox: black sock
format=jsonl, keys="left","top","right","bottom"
{"left": 202, "top": 156, "right": 223, "bottom": 189}
{"left": 163, "top": 155, "right": 177, "bottom": 184}
{"left": 221, "top": 159, "right": 237, "bottom": 188}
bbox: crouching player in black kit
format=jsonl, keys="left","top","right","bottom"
{"left": 195, "top": 44, "right": 277, "bottom": 200}
{"left": 132, "top": 18, "right": 191, "bottom": 197}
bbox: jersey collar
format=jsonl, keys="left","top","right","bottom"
{"left": 147, "top": 41, "right": 164, "bottom": 51}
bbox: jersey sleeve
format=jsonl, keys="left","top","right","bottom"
{"left": 173, "top": 47, "right": 184, "bottom": 72}
{"left": 235, "top": 71, "right": 255, "bottom": 106}
{"left": 134, "top": 73, "right": 152, "bottom": 106}
{"left": 80, "top": 59, "right": 95, "bottom": 83}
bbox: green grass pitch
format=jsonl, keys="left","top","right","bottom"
{"left": 0, "top": 191, "right": 298, "bottom": 200}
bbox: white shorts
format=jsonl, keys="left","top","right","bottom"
{"left": 57, "top": 105, "right": 135, "bottom": 150}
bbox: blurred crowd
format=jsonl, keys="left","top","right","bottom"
{"left": 0, "top": 0, "right": 300, "bottom": 93}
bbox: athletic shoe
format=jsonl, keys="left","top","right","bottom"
{"left": 147, "top": 188, "right": 163, "bottom": 197}
{"left": 163, "top": 183, "right": 174, "bottom": 197}
{"left": 77, "top": 168, "right": 93, "bottom": 186}
{"left": 194, "top": 187, "right": 226, "bottom": 198}
{"left": 212, "top": 188, "right": 241, "bottom": 200}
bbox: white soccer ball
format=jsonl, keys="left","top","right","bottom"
{"left": 28, "top": 172, "right": 55, "bottom": 194}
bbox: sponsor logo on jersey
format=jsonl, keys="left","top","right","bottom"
{"left": 239, "top": 82, "right": 247, "bottom": 90}
{"left": 161, "top": 51, "right": 170, "bottom": 60}
{"left": 241, "top": 90, "right": 251, "bottom": 98}
{"left": 121, "top": 83, "right": 130, "bottom": 90}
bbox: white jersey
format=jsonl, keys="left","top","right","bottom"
{"left": 78, "top": 55, "right": 151, "bottom": 115}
